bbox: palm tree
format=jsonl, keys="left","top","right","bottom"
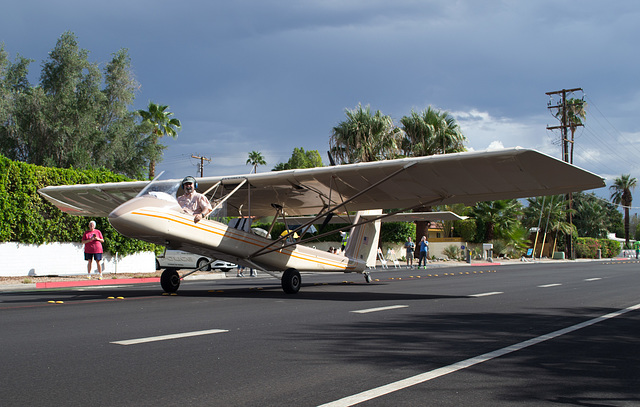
{"left": 400, "top": 107, "right": 466, "bottom": 157}
{"left": 401, "top": 107, "right": 466, "bottom": 239}
{"left": 610, "top": 174, "right": 637, "bottom": 247}
{"left": 470, "top": 199, "right": 523, "bottom": 242}
{"left": 329, "top": 104, "right": 401, "bottom": 164}
{"left": 523, "top": 195, "right": 575, "bottom": 255}
{"left": 246, "top": 150, "right": 266, "bottom": 173}
{"left": 574, "top": 197, "right": 608, "bottom": 239}
{"left": 137, "top": 102, "right": 181, "bottom": 179}
{"left": 554, "top": 98, "right": 586, "bottom": 164}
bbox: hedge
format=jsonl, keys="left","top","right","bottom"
{"left": 574, "top": 237, "right": 621, "bottom": 258}
{"left": 0, "top": 155, "right": 158, "bottom": 256}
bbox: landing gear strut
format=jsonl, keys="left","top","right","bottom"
{"left": 281, "top": 268, "right": 301, "bottom": 294}
{"left": 161, "top": 268, "right": 181, "bottom": 293}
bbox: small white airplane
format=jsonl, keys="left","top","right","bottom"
{"left": 38, "top": 148, "right": 604, "bottom": 294}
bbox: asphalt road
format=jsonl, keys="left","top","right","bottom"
{"left": 1, "top": 260, "right": 639, "bottom": 406}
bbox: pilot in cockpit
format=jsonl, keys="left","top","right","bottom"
{"left": 177, "top": 176, "right": 212, "bottom": 223}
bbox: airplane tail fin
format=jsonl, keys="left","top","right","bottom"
{"left": 344, "top": 209, "right": 382, "bottom": 268}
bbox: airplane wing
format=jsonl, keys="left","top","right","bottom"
{"left": 285, "top": 212, "right": 468, "bottom": 225}
{"left": 38, "top": 148, "right": 605, "bottom": 218}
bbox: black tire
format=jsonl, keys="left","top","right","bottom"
{"left": 281, "top": 268, "right": 301, "bottom": 294}
{"left": 197, "top": 258, "right": 211, "bottom": 271}
{"left": 161, "top": 268, "right": 181, "bottom": 293}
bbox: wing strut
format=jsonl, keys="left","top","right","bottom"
{"left": 248, "top": 162, "right": 441, "bottom": 259}
{"left": 210, "top": 179, "right": 247, "bottom": 214}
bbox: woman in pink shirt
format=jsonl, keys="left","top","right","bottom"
{"left": 82, "top": 220, "right": 104, "bottom": 279}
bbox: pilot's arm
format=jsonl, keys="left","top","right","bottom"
{"left": 193, "top": 195, "right": 213, "bottom": 223}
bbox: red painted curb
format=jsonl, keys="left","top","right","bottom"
{"left": 36, "top": 277, "right": 160, "bottom": 289}
{"left": 469, "top": 262, "right": 501, "bottom": 266}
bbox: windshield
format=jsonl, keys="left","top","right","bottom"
{"left": 137, "top": 175, "right": 181, "bottom": 202}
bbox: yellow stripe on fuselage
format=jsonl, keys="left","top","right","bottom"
{"left": 130, "top": 208, "right": 357, "bottom": 271}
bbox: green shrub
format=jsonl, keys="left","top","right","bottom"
{"left": 381, "top": 222, "right": 415, "bottom": 243}
{"left": 574, "top": 237, "right": 621, "bottom": 258}
{"left": 442, "top": 245, "right": 460, "bottom": 260}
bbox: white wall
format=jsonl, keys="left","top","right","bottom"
{"left": 0, "top": 242, "right": 156, "bottom": 277}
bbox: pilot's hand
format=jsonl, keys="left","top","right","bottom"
{"left": 194, "top": 213, "right": 203, "bottom": 223}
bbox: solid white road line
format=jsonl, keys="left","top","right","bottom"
{"left": 538, "top": 283, "right": 562, "bottom": 288}
{"left": 469, "top": 292, "right": 503, "bottom": 297}
{"left": 350, "top": 305, "right": 409, "bottom": 314}
{"left": 318, "top": 303, "right": 640, "bottom": 407}
{"left": 111, "top": 329, "right": 229, "bottom": 345}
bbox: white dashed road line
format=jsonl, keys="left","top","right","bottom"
{"left": 469, "top": 292, "right": 503, "bottom": 297}
{"left": 350, "top": 305, "right": 409, "bottom": 314}
{"left": 538, "top": 283, "right": 562, "bottom": 288}
{"left": 111, "top": 329, "right": 229, "bottom": 345}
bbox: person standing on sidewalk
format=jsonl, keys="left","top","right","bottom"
{"left": 82, "top": 220, "right": 104, "bottom": 279}
{"left": 404, "top": 237, "right": 416, "bottom": 269}
{"left": 417, "top": 236, "right": 429, "bottom": 269}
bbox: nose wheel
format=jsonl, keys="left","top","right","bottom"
{"left": 161, "top": 268, "right": 181, "bottom": 293}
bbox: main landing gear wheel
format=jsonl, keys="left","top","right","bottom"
{"left": 282, "top": 268, "right": 301, "bottom": 294}
{"left": 161, "top": 268, "right": 181, "bottom": 293}
{"left": 197, "top": 258, "right": 211, "bottom": 271}
{"left": 364, "top": 271, "right": 372, "bottom": 283}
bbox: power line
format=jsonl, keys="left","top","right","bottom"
{"left": 584, "top": 96, "right": 640, "bottom": 158}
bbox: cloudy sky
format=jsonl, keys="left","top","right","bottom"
{"left": 3, "top": 0, "right": 640, "bottom": 208}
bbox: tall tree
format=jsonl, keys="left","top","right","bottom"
{"left": 400, "top": 107, "right": 466, "bottom": 240}
{"left": 137, "top": 102, "right": 181, "bottom": 179}
{"left": 40, "top": 31, "right": 105, "bottom": 169}
{"left": 246, "top": 150, "right": 266, "bottom": 173}
{"left": 610, "top": 174, "right": 637, "bottom": 247}
{"left": 400, "top": 107, "right": 466, "bottom": 157}
{"left": 0, "top": 43, "right": 34, "bottom": 161}
{"left": 272, "top": 147, "right": 323, "bottom": 171}
{"left": 329, "top": 104, "right": 401, "bottom": 164}
{"left": 100, "top": 49, "right": 150, "bottom": 179}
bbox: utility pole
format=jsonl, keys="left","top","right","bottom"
{"left": 546, "top": 87, "right": 584, "bottom": 260}
{"left": 191, "top": 155, "right": 211, "bottom": 177}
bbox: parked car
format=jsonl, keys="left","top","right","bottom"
{"left": 155, "top": 249, "right": 236, "bottom": 271}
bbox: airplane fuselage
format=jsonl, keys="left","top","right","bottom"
{"left": 108, "top": 195, "right": 365, "bottom": 274}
